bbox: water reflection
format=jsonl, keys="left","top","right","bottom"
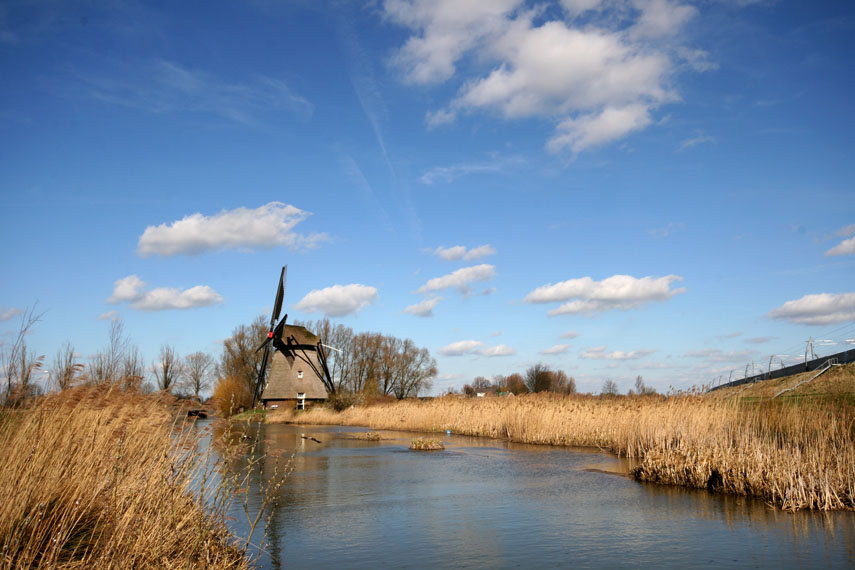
{"left": 210, "top": 422, "right": 854, "bottom": 569}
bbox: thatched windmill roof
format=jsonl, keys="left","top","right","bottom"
{"left": 261, "top": 324, "right": 329, "bottom": 401}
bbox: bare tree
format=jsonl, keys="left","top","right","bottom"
{"left": 504, "top": 373, "right": 529, "bottom": 395}
{"left": 295, "top": 318, "right": 355, "bottom": 391}
{"left": 219, "top": 315, "right": 268, "bottom": 395}
{"left": 153, "top": 344, "right": 182, "bottom": 392}
{"left": 631, "top": 375, "right": 656, "bottom": 396}
{"left": 182, "top": 351, "right": 213, "bottom": 400}
{"left": 121, "top": 344, "right": 145, "bottom": 391}
{"left": 393, "top": 339, "right": 436, "bottom": 398}
{"left": 552, "top": 370, "right": 577, "bottom": 394}
{"left": 601, "top": 379, "right": 619, "bottom": 396}
{"left": 51, "top": 341, "right": 82, "bottom": 391}
{"left": 89, "top": 318, "right": 129, "bottom": 385}
{"left": 524, "top": 363, "right": 553, "bottom": 393}
{"left": 2, "top": 304, "right": 45, "bottom": 404}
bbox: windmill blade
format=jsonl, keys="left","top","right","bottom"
{"left": 252, "top": 341, "right": 272, "bottom": 408}
{"left": 271, "top": 265, "right": 287, "bottom": 325}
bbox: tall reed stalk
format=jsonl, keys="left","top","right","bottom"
{"left": 280, "top": 392, "right": 855, "bottom": 511}
{"left": 0, "top": 386, "right": 281, "bottom": 569}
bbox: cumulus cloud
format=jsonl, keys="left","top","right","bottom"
{"left": 540, "top": 344, "right": 570, "bottom": 355}
{"left": 385, "top": 0, "right": 705, "bottom": 153}
{"left": 438, "top": 340, "right": 516, "bottom": 357}
{"left": 107, "top": 275, "right": 223, "bottom": 311}
{"left": 432, "top": 245, "right": 496, "bottom": 261}
{"left": 404, "top": 297, "right": 442, "bottom": 317}
{"left": 0, "top": 308, "right": 23, "bottom": 322}
{"left": 294, "top": 284, "right": 378, "bottom": 317}
{"left": 417, "top": 264, "right": 496, "bottom": 294}
{"left": 767, "top": 292, "right": 855, "bottom": 326}
{"left": 580, "top": 346, "right": 655, "bottom": 360}
{"left": 524, "top": 274, "right": 685, "bottom": 316}
{"left": 826, "top": 236, "right": 855, "bottom": 257}
{"left": 137, "top": 202, "right": 328, "bottom": 257}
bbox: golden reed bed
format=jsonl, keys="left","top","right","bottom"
{"left": 0, "top": 387, "right": 248, "bottom": 569}
{"left": 273, "top": 392, "right": 855, "bottom": 511}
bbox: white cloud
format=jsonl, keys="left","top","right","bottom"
{"left": 547, "top": 104, "right": 653, "bottom": 154}
{"left": 580, "top": 346, "right": 655, "bottom": 360}
{"left": 678, "top": 134, "right": 715, "bottom": 151}
{"left": 108, "top": 275, "right": 146, "bottom": 303}
{"left": 0, "top": 308, "right": 23, "bottom": 322}
{"left": 540, "top": 344, "right": 570, "bottom": 355}
{"left": 825, "top": 236, "right": 855, "bottom": 257}
{"left": 405, "top": 297, "right": 442, "bottom": 317}
{"left": 438, "top": 340, "right": 485, "bottom": 356}
{"left": 431, "top": 245, "right": 496, "bottom": 261}
{"left": 630, "top": 0, "right": 697, "bottom": 40}
{"left": 479, "top": 344, "right": 517, "bottom": 357}
{"left": 767, "top": 292, "right": 855, "bottom": 325}
{"left": 385, "top": 0, "right": 522, "bottom": 85}
{"left": 385, "top": 1, "right": 706, "bottom": 153}
{"left": 560, "top": 330, "right": 580, "bottom": 339}
{"left": 137, "top": 202, "right": 328, "bottom": 257}
{"left": 97, "top": 310, "right": 118, "bottom": 321}
{"left": 107, "top": 275, "right": 223, "bottom": 312}
{"left": 834, "top": 224, "right": 855, "bottom": 237}
{"left": 294, "top": 284, "right": 378, "bottom": 317}
{"left": 417, "top": 264, "right": 496, "bottom": 294}
{"left": 524, "top": 274, "right": 685, "bottom": 316}
{"left": 438, "top": 340, "right": 516, "bottom": 357}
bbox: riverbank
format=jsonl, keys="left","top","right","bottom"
{"left": 269, "top": 387, "right": 855, "bottom": 511}
{"left": 0, "top": 387, "right": 248, "bottom": 569}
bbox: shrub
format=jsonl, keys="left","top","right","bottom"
{"left": 212, "top": 376, "right": 252, "bottom": 417}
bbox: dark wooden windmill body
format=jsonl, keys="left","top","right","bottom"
{"left": 252, "top": 266, "right": 335, "bottom": 410}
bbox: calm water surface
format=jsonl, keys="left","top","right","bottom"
{"left": 208, "top": 422, "right": 855, "bottom": 569}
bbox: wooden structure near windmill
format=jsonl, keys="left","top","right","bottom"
{"left": 252, "top": 266, "right": 336, "bottom": 410}
{"left": 261, "top": 324, "right": 330, "bottom": 410}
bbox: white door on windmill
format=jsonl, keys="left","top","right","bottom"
{"left": 297, "top": 392, "right": 306, "bottom": 410}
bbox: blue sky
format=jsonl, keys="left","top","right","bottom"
{"left": 2, "top": 0, "right": 854, "bottom": 395}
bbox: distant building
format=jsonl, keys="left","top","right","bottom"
{"left": 261, "top": 324, "right": 329, "bottom": 410}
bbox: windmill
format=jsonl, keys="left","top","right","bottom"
{"left": 251, "top": 266, "right": 336, "bottom": 408}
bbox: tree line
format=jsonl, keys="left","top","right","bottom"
{"left": 457, "top": 365, "right": 657, "bottom": 397}
{"left": 2, "top": 309, "right": 216, "bottom": 406}
{"left": 213, "top": 315, "right": 437, "bottom": 407}
{"left": 458, "top": 362, "right": 577, "bottom": 396}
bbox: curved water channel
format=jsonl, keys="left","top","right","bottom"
{"left": 201, "top": 421, "right": 855, "bottom": 569}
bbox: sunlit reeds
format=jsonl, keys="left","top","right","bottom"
{"left": 285, "top": 386, "right": 855, "bottom": 511}
{"left": 0, "top": 386, "right": 255, "bottom": 569}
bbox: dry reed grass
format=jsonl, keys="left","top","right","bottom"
{"left": 0, "top": 386, "right": 250, "bottom": 569}
{"left": 409, "top": 438, "right": 444, "bottom": 451}
{"left": 293, "top": 388, "right": 855, "bottom": 511}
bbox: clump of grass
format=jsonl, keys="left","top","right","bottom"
{"left": 356, "top": 431, "right": 382, "bottom": 440}
{"left": 0, "top": 385, "right": 280, "bottom": 568}
{"left": 409, "top": 438, "right": 444, "bottom": 451}
{"left": 293, "top": 372, "right": 855, "bottom": 511}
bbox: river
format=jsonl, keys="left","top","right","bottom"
{"left": 200, "top": 421, "right": 855, "bottom": 569}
